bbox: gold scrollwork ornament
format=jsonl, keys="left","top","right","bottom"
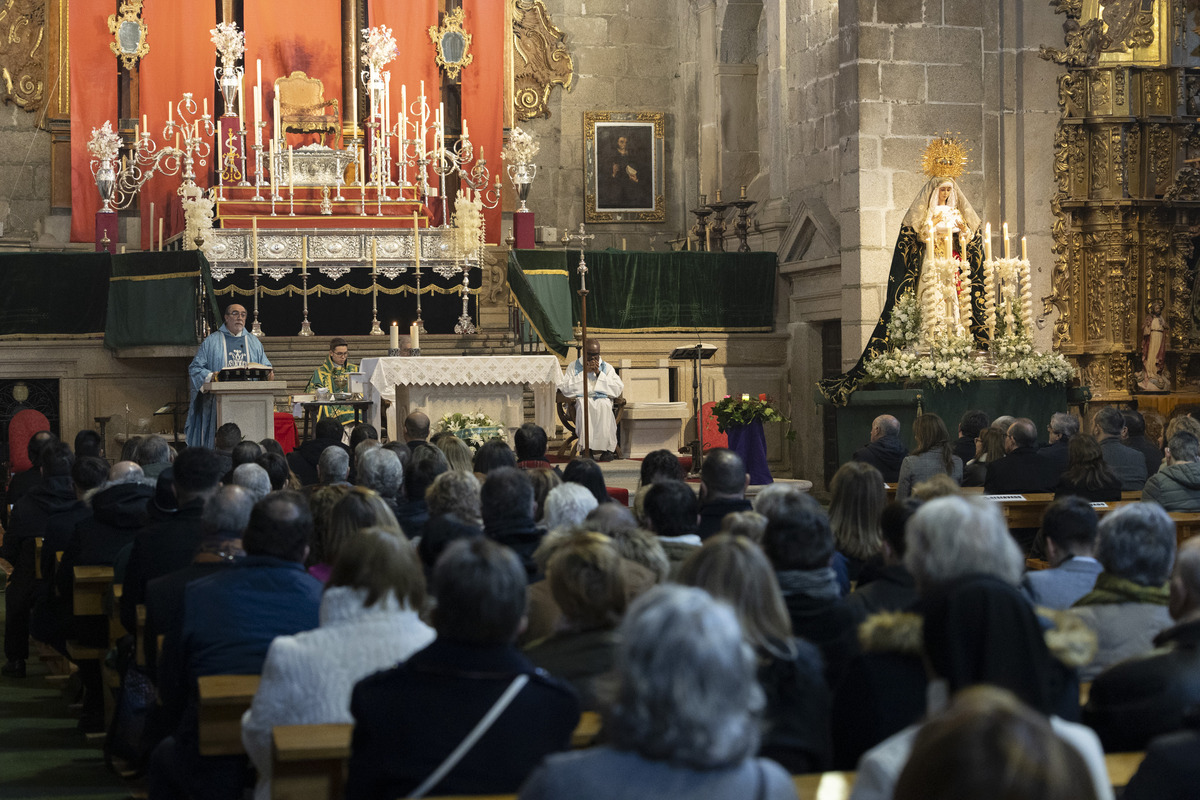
{"left": 513, "top": 0, "right": 574, "bottom": 121}
{"left": 108, "top": 0, "right": 149, "bottom": 72}
{"left": 429, "top": 6, "right": 473, "bottom": 81}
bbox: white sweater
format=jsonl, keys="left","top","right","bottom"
{"left": 241, "top": 586, "right": 436, "bottom": 800}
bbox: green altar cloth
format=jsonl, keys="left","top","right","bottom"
{"left": 508, "top": 249, "right": 777, "bottom": 356}
{"left": 105, "top": 251, "right": 219, "bottom": 349}
{"left": 0, "top": 253, "right": 111, "bottom": 338}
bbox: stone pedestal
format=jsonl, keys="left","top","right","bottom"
{"left": 208, "top": 380, "right": 288, "bottom": 443}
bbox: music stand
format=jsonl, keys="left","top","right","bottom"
{"left": 669, "top": 343, "right": 718, "bottom": 473}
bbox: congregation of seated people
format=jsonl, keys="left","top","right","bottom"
{"left": 5, "top": 402, "right": 1200, "bottom": 799}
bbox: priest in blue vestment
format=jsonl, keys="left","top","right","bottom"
{"left": 185, "top": 304, "right": 273, "bottom": 448}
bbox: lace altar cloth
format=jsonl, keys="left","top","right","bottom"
{"left": 360, "top": 355, "right": 563, "bottom": 434}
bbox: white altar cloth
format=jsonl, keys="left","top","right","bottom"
{"left": 359, "top": 355, "right": 563, "bottom": 441}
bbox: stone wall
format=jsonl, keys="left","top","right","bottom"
{"left": 0, "top": 101, "right": 54, "bottom": 242}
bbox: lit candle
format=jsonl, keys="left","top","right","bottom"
{"left": 1002, "top": 222, "right": 1010, "bottom": 259}
{"left": 984, "top": 222, "right": 992, "bottom": 262}
{"left": 1021, "top": 236, "right": 1028, "bottom": 262}
{"left": 301, "top": 235, "right": 307, "bottom": 274}
{"left": 409, "top": 322, "right": 419, "bottom": 351}
{"left": 390, "top": 322, "right": 399, "bottom": 350}
{"left": 252, "top": 216, "right": 258, "bottom": 276}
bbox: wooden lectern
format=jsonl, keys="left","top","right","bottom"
{"left": 206, "top": 381, "right": 287, "bottom": 443}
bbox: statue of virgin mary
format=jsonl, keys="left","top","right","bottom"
{"left": 820, "top": 135, "right": 984, "bottom": 403}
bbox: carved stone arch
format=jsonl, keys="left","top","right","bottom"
{"left": 780, "top": 200, "right": 840, "bottom": 265}
{"left": 778, "top": 199, "right": 842, "bottom": 321}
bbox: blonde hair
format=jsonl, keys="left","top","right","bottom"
{"left": 323, "top": 487, "right": 402, "bottom": 564}
{"left": 436, "top": 434, "right": 475, "bottom": 473}
{"left": 547, "top": 531, "right": 627, "bottom": 630}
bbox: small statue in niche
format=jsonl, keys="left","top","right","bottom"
{"left": 1138, "top": 298, "right": 1170, "bottom": 392}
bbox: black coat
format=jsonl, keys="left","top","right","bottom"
{"left": 1037, "top": 438, "right": 1071, "bottom": 475}
{"left": 347, "top": 638, "right": 580, "bottom": 800}
{"left": 1084, "top": 619, "right": 1200, "bottom": 752}
{"left": 119, "top": 500, "right": 206, "bottom": 635}
{"left": 846, "top": 563, "right": 918, "bottom": 623}
{"left": 984, "top": 446, "right": 1065, "bottom": 495}
{"left": 1122, "top": 726, "right": 1200, "bottom": 800}
{"left": 852, "top": 435, "right": 909, "bottom": 483}
{"left": 780, "top": 587, "right": 860, "bottom": 690}
{"left": 696, "top": 497, "right": 753, "bottom": 540}
{"left": 1126, "top": 434, "right": 1164, "bottom": 477}
{"left": 286, "top": 438, "right": 350, "bottom": 486}
{"left": 757, "top": 639, "right": 833, "bottom": 773}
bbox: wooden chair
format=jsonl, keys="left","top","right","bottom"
{"left": 275, "top": 72, "right": 339, "bottom": 147}
{"left": 272, "top": 723, "right": 351, "bottom": 800}
{"left": 197, "top": 674, "right": 261, "bottom": 756}
{"left": 555, "top": 390, "right": 626, "bottom": 457}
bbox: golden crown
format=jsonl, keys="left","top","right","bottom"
{"left": 922, "top": 133, "right": 970, "bottom": 179}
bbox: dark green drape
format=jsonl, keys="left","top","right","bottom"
{"left": 0, "top": 252, "right": 111, "bottom": 337}
{"left": 105, "top": 251, "right": 218, "bottom": 349}
{"left": 508, "top": 249, "right": 777, "bottom": 356}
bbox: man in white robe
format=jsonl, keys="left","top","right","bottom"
{"left": 185, "top": 304, "right": 273, "bottom": 449}
{"left": 557, "top": 339, "right": 624, "bottom": 458}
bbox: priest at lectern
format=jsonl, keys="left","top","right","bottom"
{"left": 557, "top": 339, "right": 624, "bottom": 458}
{"left": 185, "top": 304, "right": 274, "bottom": 448}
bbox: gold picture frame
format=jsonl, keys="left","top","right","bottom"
{"left": 429, "top": 7, "right": 474, "bottom": 81}
{"left": 108, "top": 0, "right": 149, "bottom": 72}
{"left": 584, "top": 111, "right": 665, "bottom": 223}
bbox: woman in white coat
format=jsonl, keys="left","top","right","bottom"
{"left": 242, "top": 527, "right": 435, "bottom": 800}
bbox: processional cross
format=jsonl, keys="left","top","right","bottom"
{"left": 562, "top": 223, "right": 596, "bottom": 453}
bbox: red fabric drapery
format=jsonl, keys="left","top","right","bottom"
{"left": 138, "top": 0, "right": 217, "bottom": 250}
{"left": 68, "top": 1, "right": 120, "bottom": 242}
{"left": 245, "top": 2, "right": 343, "bottom": 149}
{"left": 367, "top": 0, "right": 439, "bottom": 190}
{"left": 460, "top": 0, "right": 504, "bottom": 243}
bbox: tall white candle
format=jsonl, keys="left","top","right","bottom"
{"left": 253, "top": 86, "right": 262, "bottom": 129}
{"left": 216, "top": 125, "right": 223, "bottom": 182}
{"left": 1002, "top": 222, "right": 1010, "bottom": 259}
{"left": 390, "top": 322, "right": 399, "bottom": 351}
{"left": 158, "top": 217, "right": 164, "bottom": 251}
{"left": 274, "top": 94, "right": 281, "bottom": 144}
{"left": 984, "top": 222, "right": 992, "bottom": 262}
{"left": 410, "top": 322, "right": 419, "bottom": 350}
{"left": 1021, "top": 236, "right": 1028, "bottom": 262}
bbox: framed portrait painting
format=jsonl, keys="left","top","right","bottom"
{"left": 584, "top": 111, "right": 665, "bottom": 223}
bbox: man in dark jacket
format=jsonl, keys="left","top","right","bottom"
{"left": 1094, "top": 406, "right": 1149, "bottom": 491}
{"left": 1084, "top": 536, "right": 1200, "bottom": 752}
{"left": 952, "top": 409, "right": 990, "bottom": 466}
{"left": 395, "top": 443, "right": 449, "bottom": 540}
{"left": 984, "top": 418, "right": 1066, "bottom": 495}
{"left": 120, "top": 447, "right": 225, "bottom": 636}
{"left": 148, "top": 491, "right": 321, "bottom": 800}
{"left": 1123, "top": 409, "right": 1164, "bottom": 477}
{"left": 286, "top": 416, "right": 350, "bottom": 486}
{"left": 696, "top": 448, "right": 752, "bottom": 540}
{"left": 852, "top": 415, "right": 908, "bottom": 483}
{"left": 481, "top": 467, "right": 545, "bottom": 581}
{"left": 347, "top": 538, "right": 579, "bottom": 799}
{"left": 1037, "top": 411, "right": 1078, "bottom": 474}
{"left": 1, "top": 442, "right": 79, "bottom": 678}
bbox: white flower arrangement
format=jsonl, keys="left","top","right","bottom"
{"left": 863, "top": 334, "right": 987, "bottom": 389}
{"left": 438, "top": 412, "right": 504, "bottom": 450}
{"left": 182, "top": 192, "right": 215, "bottom": 252}
{"left": 88, "top": 121, "right": 122, "bottom": 163}
{"left": 884, "top": 289, "right": 921, "bottom": 349}
{"left": 501, "top": 127, "right": 539, "bottom": 166}
{"left": 360, "top": 25, "right": 398, "bottom": 73}
{"left": 992, "top": 332, "right": 1077, "bottom": 385}
{"left": 210, "top": 22, "right": 245, "bottom": 65}
{"left": 451, "top": 189, "right": 485, "bottom": 259}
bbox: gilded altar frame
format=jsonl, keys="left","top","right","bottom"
{"left": 583, "top": 111, "right": 665, "bottom": 224}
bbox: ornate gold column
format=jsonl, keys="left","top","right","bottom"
{"left": 1042, "top": 0, "right": 1200, "bottom": 399}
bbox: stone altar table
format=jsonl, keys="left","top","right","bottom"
{"left": 359, "top": 356, "right": 563, "bottom": 441}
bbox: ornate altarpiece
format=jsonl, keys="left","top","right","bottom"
{"left": 1043, "top": 0, "right": 1200, "bottom": 398}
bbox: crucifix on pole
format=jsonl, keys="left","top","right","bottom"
{"left": 563, "top": 223, "right": 596, "bottom": 454}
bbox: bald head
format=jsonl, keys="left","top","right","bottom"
{"left": 1171, "top": 538, "right": 1200, "bottom": 621}
{"left": 403, "top": 411, "right": 430, "bottom": 442}
{"left": 108, "top": 461, "right": 145, "bottom": 484}
{"left": 872, "top": 415, "right": 900, "bottom": 442}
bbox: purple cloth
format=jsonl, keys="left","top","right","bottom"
{"left": 728, "top": 420, "right": 772, "bottom": 484}
{"left": 308, "top": 562, "right": 333, "bottom": 584}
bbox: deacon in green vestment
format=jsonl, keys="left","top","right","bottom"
{"left": 306, "top": 337, "right": 360, "bottom": 426}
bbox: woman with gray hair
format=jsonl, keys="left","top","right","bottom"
{"left": 831, "top": 495, "right": 1075, "bottom": 769}
{"left": 1068, "top": 502, "right": 1176, "bottom": 681}
{"left": 543, "top": 482, "right": 599, "bottom": 532}
{"left": 519, "top": 584, "right": 798, "bottom": 799}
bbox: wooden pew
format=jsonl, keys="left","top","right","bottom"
{"left": 1170, "top": 512, "right": 1200, "bottom": 546}
{"left": 1106, "top": 751, "right": 1145, "bottom": 787}
{"left": 794, "top": 770, "right": 855, "bottom": 799}
{"left": 272, "top": 723, "right": 351, "bottom": 800}
{"left": 197, "top": 674, "right": 260, "bottom": 756}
